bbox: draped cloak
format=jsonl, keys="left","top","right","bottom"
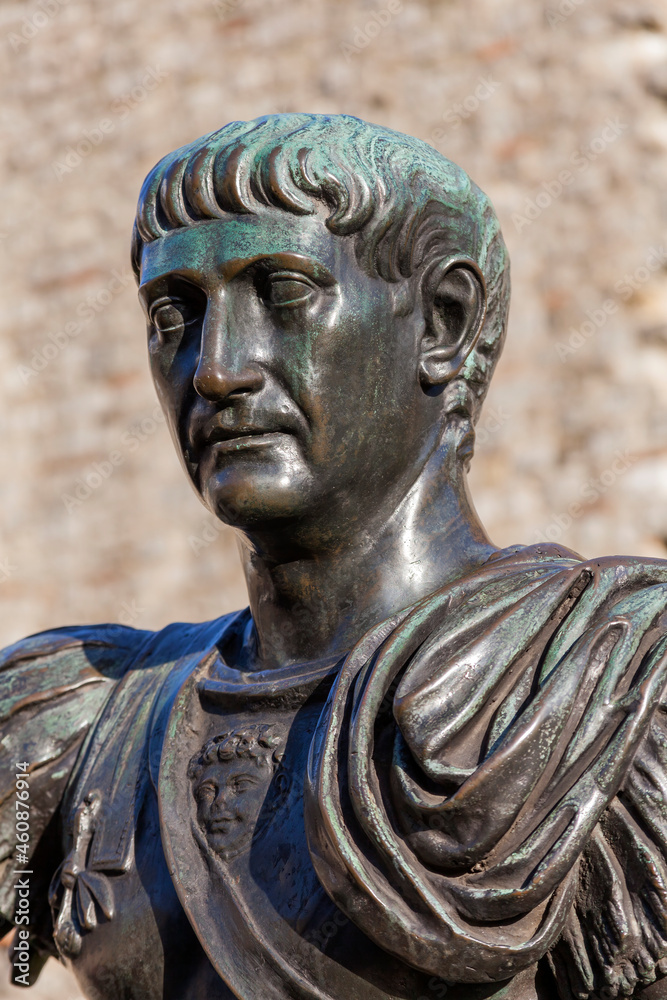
{"left": 306, "top": 544, "right": 667, "bottom": 998}
{"left": 2, "top": 544, "right": 667, "bottom": 999}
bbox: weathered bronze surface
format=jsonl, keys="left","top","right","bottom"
{"left": 3, "top": 113, "right": 667, "bottom": 999}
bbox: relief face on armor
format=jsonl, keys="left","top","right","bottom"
{"left": 188, "top": 725, "right": 288, "bottom": 860}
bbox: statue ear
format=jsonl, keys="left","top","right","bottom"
{"left": 419, "top": 259, "right": 486, "bottom": 387}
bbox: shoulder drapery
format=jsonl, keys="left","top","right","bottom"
{"left": 306, "top": 545, "right": 667, "bottom": 999}
{"left": 0, "top": 625, "right": 146, "bottom": 938}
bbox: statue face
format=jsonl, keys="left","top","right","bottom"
{"left": 193, "top": 757, "right": 273, "bottom": 859}
{"left": 138, "top": 211, "right": 436, "bottom": 534}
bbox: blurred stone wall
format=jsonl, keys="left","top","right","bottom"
{"left": 1, "top": 0, "right": 667, "bottom": 659}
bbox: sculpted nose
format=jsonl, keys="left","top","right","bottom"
{"left": 193, "top": 293, "right": 263, "bottom": 402}
{"left": 194, "top": 359, "right": 263, "bottom": 402}
{"left": 213, "top": 786, "right": 235, "bottom": 817}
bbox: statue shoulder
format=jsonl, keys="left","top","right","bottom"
{"left": 0, "top": 623, "right": 152, "bottom": 932}
{"left": 307, "top": 547, "right": 667, "bottom": 998}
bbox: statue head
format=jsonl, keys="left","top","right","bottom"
{"left": 188, "top": 724, "right": 288, "bottom": 859}
{"left": 132, "top": 113, "right": 509, "bottom": 541}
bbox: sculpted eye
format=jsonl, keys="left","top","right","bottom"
{"left": 195, "top": 780, "right": 217, "bottom": 802}
{"left": 232, "top": 776, "right": 257, "bottom": 793}
{"left": 149, "top": 296, "right": 199, "bottom": 342}
{"left": 266, "top": 272, "right": 316, "bottom": 309}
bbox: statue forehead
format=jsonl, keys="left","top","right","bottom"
{"left": 199, "top": 757, "right": 263, "bottom": 773}
{"left": 139, "top": 214, "right": 352, "bottom": 287}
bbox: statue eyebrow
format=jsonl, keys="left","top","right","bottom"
{"left": 220, "top": 253, "right": 336, "bottom": 286}
{"left": 138, "top": 253, "right": 336, "bottom": 303}
{"left": 137, "top": 273, "right": 205, "bottom": 311}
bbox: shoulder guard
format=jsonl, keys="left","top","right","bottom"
{"left": 0, "top": 624, "right": 150, "bottom": 932}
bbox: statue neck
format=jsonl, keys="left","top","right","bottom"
{"left": 233, "top": 438, "right": 496, "bottom": 670}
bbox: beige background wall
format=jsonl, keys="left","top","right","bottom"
{"left": 3, "top": 0, "right": 667, "bottom": 653}
{"left": 1, "top": 0, "right": 667, "bottom": 994}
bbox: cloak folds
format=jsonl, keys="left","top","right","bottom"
{"left": 3, "top": 545, "right": 667, "bottom": 999}
{"left": 305, "top": 545, "right": 667, "bottom": 999}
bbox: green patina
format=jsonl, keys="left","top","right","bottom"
{"left": 131, "top": 112, "right": 511, "bottom": 429}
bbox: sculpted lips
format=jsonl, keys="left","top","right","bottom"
{"left": 191, "top": 409, "right": 303, "bottom": 456}
{"left": 208, "top": 817, "right": 236, "bottom": 831}
{"left": 205, "top": 426, "right": 286, "bottom": 451}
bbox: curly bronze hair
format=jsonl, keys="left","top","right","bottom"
{"left": 188, "top": 723, "right": 286, "bottom": 782}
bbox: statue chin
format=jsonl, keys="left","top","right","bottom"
{"left": 205, "top": 828, "right": 253, "bottom": 861}
{"left": 197, "top": 460, "right": 322, "bottom": 531}
{"left": 201, "top": 475, "right": 315, "bottom": 529}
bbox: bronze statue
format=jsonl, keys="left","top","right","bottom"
{"left": 2, "top": 113, "right": 667, "bottom": 1000}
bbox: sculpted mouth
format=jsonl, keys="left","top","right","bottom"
{"left": 197, "top": 413, "right": 294, "bottom": 452}
{"left": 189, "top": 409, "right": 303, "bottom": 460}
{"left": 208, "top": 818, "right": 236, "bottom": 831}
{"left": 205, "top": 428, "right": 287, "bottom": 451}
